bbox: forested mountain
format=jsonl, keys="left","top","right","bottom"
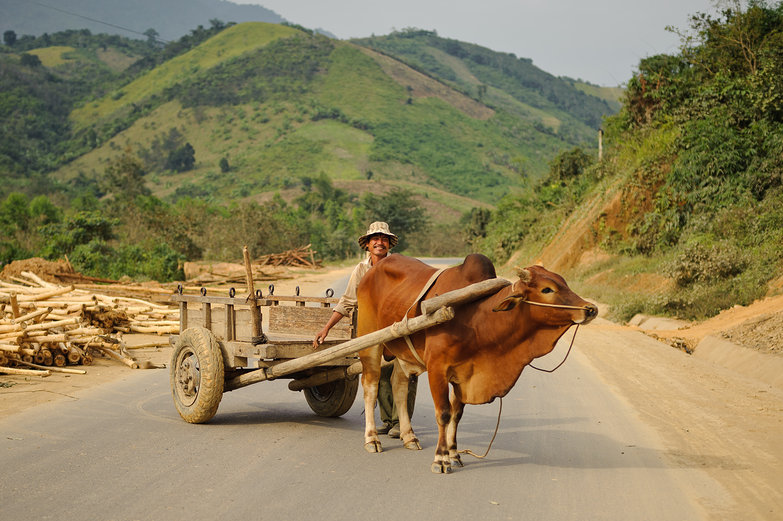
{"left": 0, "top": 0, "right": 285, "bottom": 42}
{"left": 0, "top": 19, "right": 619, "bottom": 280}
{"left": 1, "top": 22, "right": 614, "bottom": 202}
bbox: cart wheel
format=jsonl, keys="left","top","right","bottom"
{"left": 304, "top": 376, "right": 359, "bottom": 417}
{"left": 170, "top": 327, "right": 225, "bottom": 423}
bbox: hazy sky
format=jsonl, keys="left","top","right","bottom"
{"left": 235, "top": 0, "right": 720, "bottom": 86}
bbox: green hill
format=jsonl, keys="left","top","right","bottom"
{"left": 352, "top": 29, "right": 615, "bottom": 139}
{"left": 46, "top": 22, "right": 613, "bottom": 206}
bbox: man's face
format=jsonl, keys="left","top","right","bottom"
{"left": 368, "top": 234, "right": 390, "bottom": 256}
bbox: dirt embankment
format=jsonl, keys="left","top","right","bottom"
{"left": 520, "top": 177, "right": 783, "bottom": 381}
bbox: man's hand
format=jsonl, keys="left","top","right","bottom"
{"left": 313, "top": 310, "right": 344, "bottom": 348}
{"left": 313, "top": 328, "right": 329, "bottom": 349}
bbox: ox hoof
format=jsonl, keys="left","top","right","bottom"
{"left": 431, "top": 461, "right": 452, "bottom": 474}
{"left": 451, "top": 454, "right": 464, "bottom": 467}
{"left": 364, "top": 441, "right": 383, "bottom": 453}
{"left": 403, "top": 438, "right": 422, "bottom": 451}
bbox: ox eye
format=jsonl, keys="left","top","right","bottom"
{"left": 541, "top": 287, "right": 554, "bottom": 294}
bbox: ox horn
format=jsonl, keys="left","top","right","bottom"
{"left": 515, "top": 267, "right": 532, "bottom": 283}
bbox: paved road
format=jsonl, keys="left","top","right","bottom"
{"left": 1, "top": 333, "right": 706, "bottom": 521}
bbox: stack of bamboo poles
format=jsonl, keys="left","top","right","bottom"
{"left": 0, "top": 271, "right": 177, "bottom": 377}
{"left": 255, "top": 244, "right": 321, "bottom": 268}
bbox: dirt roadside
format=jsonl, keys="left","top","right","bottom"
{"left": 579, "top": 316, "right": 783, "bottom": 521}
{"left": 1, "top": 263, "right": 781, "bottom": 520}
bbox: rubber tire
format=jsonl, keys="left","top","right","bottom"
{"left": 170, "top": 327, "right": 225, "bottom": 423}
{"left": 304, "top": 376, "right": 359, "bottom": 417}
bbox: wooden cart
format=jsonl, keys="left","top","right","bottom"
{"left": 168, "top": 276, "right": 508, "bottom": 424}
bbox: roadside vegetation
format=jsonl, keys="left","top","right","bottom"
{"left": 477, "top": 0, "right": 783, "bottom": 321}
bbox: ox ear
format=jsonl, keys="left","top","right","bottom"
{"left": 494, "top": 269, "right": 532, "bottom": 312}
{"left": 493, "top": 295, "right": 522, "bottom": 312}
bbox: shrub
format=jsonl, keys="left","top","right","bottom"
{"left": 665, "top": 242, "right": 749, "bottom": 287}
{"left": 548, "top": 147, "right": 593, "bottom": 181}
{"left": 69, "top": 239, "right": 184, "bottom": 281}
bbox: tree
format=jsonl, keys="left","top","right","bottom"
{"left": 549, "top": 147, "right": 593, "bottom": 182}
{"left": 463, "top": 207, "right": 491, "bottom": 247}
{"left": 361, "top": 188, "right": 429, "bottom": 252}
{"left": 20, "top": 53, "right": 41, "bottom": 67}
{"left": 219, "top": 157, "right": 230, "bottom": 173}
{"left": 3, "top": 30, "right": 16, "bottom": 47}
{"left": 143, "top": 28, "right": 160, "bottom": 47}
{"left": 0, "top": 193, "right": 32, "bottom": 233}
{"left": 103, "top": 148, "right": 151, "bottom": 202}
{"left": 39, "top": 210, "right": 117, "bottom": 259}
{"left": 295, "top": 173, "right": 352, "bottom": 215}
{"left": 165, "top": 143, "right": 196, "bottom": 172}
{"left": 29, "top": 195, "right": 62, "bottom": 226}
{"left": 683, "top": 0, "right": 777, "bottom": 77}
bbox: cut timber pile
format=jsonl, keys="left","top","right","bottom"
{"left": 184, "top": 262, "right": 279, "bottom": 286}
{"left": 181, "top": 246, "right": 320, "bottom": 286}
{"left": 0, "top": 271, "right": 176, "bottom": 376}
{"left": 255, "top": 244, "right": 321, "bottom": 268}
{"left": 0, "top": 257, "right": 176, "bottom": 304}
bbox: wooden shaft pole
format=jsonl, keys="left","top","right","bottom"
{"left": 287, "top": 361, "right": 363, "bottom": 391}
{"left": 53, "top": 353, "right": 67, "bottom": 367}
{"left": 19, "top": 271, "right": 57, "bottom": 288}
{"left": 419, "top": 277, "right": 510, "bottom": 315}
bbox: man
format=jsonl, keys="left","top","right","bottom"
{"left": 313, "top": 221, "right": 417, "bottom": 438}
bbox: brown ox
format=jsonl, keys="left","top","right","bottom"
{"left": 356, "top": 253, "right": 598, "bottom": 473}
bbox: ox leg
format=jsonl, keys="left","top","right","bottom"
{"left": 447, "top": 393, "right": 465, "bottom": 468}
{"left": 391, "top": 362, "right": 421, "bottom": 451}
{"left": 428, "top": 372, "right": 453, "bottom": 474}
{"left": 360, "top": 346, "right": 383, "bottom": 453}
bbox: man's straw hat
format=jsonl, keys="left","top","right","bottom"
{"left": 357, "top": 221, "right": 398, "bottom": 249}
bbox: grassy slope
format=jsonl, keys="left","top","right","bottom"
{"left": 69, "top": 22, "right": 299, "bottom": 127}
{"left": 27, "top": 46, "right": 75, "bottom": 67}
{"left": 351, "top": 33, "right": 613, "bottom": 144}
{"left": 571, "top": 82, "right": 623, "bottom": 113}
{"left": 28, "top": 44, "right": 140, "bottom": 73}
